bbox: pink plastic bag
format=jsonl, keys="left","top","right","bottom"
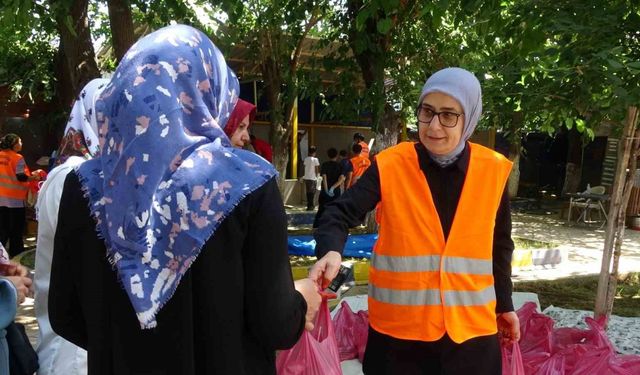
{"left": 515, "top": 302, "right": 640, "bottom": 375}
{"left": 276, "top": 299, "right": 342, "bottom": 375}
{"left": 501, "top": 342, "right": 525, "bottom": 375}
{"left": 333, "top": 301, "right": 370, "bottom": 362}
{"left": 517, "top": 302, "right": 554, "bottom": 357}
{"left": 333, "top": 301, "right": 358, "bottom": 361}
{"left": 354, "top": 310, "right": 369, "bottom": 362}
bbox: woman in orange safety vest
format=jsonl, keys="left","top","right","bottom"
{"left": 310, "top": 67, "right": 520, "bottom": 375}
{"left": 0, "top": 134, "right": 40, "bottom": 257}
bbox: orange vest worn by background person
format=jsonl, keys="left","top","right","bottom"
{"left": 0, "top": 149, "right": 30, "bottom": 201}
{"left": 349, "top": 155, "right": 371, "bottom": 187}
{"left": 370, "top": 142, "right": 512, "bottom": 344}
{"left": 358, "top": 141, "right": 370, "bottom": 159}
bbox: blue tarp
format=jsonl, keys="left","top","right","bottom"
{"left": 288, "top": 234, "right": 377, "bottom": 259}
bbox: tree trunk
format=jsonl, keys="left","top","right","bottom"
{"left": 55, "top": 0, "right": 100, "bottom": 105}
{"left": 561, "top": 128, "right": 583, "bottom": 195}
{"left": 364, "top": 104, "right": 401, "bottom": 232}
{"left": 506, "top": 112, "right": 524, "bottom": 198}
{"left": 270, "top": 122, "right": 290, "bottom": 189}
{"left": 595, "top": 106, "right": 639, "bottom": 322}
{"left": 54, "top": 40, "right": 74, "bottom": 109}
{"left": 507, "top": 151, "right": 521, "bottom": 198}
{"left": 107, "top": 0, "right": 136, "bottom": 63}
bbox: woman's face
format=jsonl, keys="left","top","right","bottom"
{"left": 230, "top": 115, "right": 250, "bottom": 148}
{"left": 418, "top": 92, "right": 465, "bottom": 155}
{"left": 12, "top": 138, "right": 23, "bottom": 152}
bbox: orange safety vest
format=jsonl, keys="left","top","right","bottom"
{"left": 370, "top": 142, "right": 512, "bottom": 344}
{"left": 0, "top": 150, "right": 30, "bottom": 201}
{"left": 349, "top": 155, "right": 371, "bottom": 187}
{"left": 359, "top": 141, "right": 370, "bottom": 159}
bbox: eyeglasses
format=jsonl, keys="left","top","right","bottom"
{"left": 416, "top": 107, "right": 462, "bottom": 128}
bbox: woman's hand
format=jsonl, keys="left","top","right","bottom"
{"left": 6, "top": 275, "right": 32, "bottom": 305}
{"left": 497, "top": 311, "right": 521, "bottom": 345}
{"left": 1, "top": 261, "right": 28, "bottom": 277}
{"left": 293, "top": 278, "right": 321, "bottom": 331}
{"left": 308, "top": 251, "right": 342, "bottom": 289}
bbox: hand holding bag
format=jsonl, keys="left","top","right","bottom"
{"left": 276, "top": 298, "right": 342, "bottom": 375}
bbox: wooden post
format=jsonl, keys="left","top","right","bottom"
{"left": 253, "top": 81, "right": 258, "bottom": 106}
{"left": 310, "top": 126, "right": 315, "bottom": 147}
{"left": 595, "top": 106, "right": 639, "bottom": 320}
{"left": 311, "top": 101, "right": 315, "bottom": 123}
{"left": 290, "top": 97, "right": 299, "bottom": 179}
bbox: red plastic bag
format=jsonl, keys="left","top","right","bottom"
{"left": 501, "top": 342, "right": 525, "bottom": 375}
{"left": 276, "top": 298, "right": 342, "bottom": 375}
{"left": 26, "top": 169, "right": 47, "bottom": 207}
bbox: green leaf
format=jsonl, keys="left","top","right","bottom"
{"left": 380, "top": 0, "right": 400, "bottom": 14}
{"left": 576, "top": 118, "right": 586, "bottom": 132}
{"left": 377, "top": 18, "right": 392, "bottom": 34}
{"left": 607, "top": 59, "right": 623, "bottom": 71}
{"left": 565, "top": 117, "right": 573, "bottom": 129}
{"left": 355, "top": 7, "right": 371, "bottom": 31}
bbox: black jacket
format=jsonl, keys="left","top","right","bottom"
{"left": 49, "top": 172, "right": 306, "bottom": 375}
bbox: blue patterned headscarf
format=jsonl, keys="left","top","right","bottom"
{"left": 76, "top": 24, "right": 276, "bottom": 329}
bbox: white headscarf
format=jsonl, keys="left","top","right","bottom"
{"left": 55, "top": 78, "right": 109, "bottom": 165}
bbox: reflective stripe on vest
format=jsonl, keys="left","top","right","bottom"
{"left": 370, "top": 141, "right": 513, "bottom": 344}
{"left": 370, "top": 284, "right": 496, "bottom": 306}
{"left": 372, "top": 254, "right": 492, "bottom": 275}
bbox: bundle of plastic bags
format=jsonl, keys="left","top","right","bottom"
{"left": 503, "top": 302, "right": 640, "bottom": 374}
{"left": 332, "top": 301, "right": 369, "bottom": 362}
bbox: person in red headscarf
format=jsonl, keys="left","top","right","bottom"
{"left": 224, "top": 99, "right": 256, "bottom": 148}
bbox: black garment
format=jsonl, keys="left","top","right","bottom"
{"left": 321, "top": 160, "right": 343, "bottom": 189}
{"left": 313, "top": 161, "right": 343, "bottom": 228}
{"left": 49, "top": 172, "right": 307, "bottom": 375}
{"left": 304, "top": 179, "right": 316, "bottom": 210}
{"left": 0, "top": 206, "right": 26, "bottom": 257}
{"left": 339, "top": 158, "right": 353, "bottom": 175}
{"left": 363, "top": 327, "right": 501, "bottom": 375}
{"left": 313, "top": 142, "right": 514, "bottom": 374}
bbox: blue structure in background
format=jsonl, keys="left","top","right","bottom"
{"left": 288, "top": 234, "right": 376, "bottom": 259}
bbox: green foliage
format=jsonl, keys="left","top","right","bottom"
{"left": 468, "top": 0, "right": 640, "bottom": 142}
{"left": 213, "top": 0, "right": 333, "bottom": 128}
{"left": 0, "top": 0, "right": 58, "bottom": 101}
{"left": 1, "top": 0, "right": 638, "bottom": 145}
{"left": 131, "top": 0, "right": 204, "bottom": 30}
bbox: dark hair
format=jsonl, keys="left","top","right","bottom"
{"left": 250, "top": 134, "right": 256, "bottom": 140}
{"left": 308, "top": 146, "right": 317, "bottom": 155}
{"left": 0, "top": 133, "right": 20, "bottom": 150}
{"left": 327, "top": 147, "right": 338, "bottom": 159}
{"left": 353, "top": 132, "right": 365, "bottom": 141}
{"left": 339, "top": 149, "right": 348, "bottom": 157}
{"left": 352, "top": 143, "right": 362, "bottom": 154}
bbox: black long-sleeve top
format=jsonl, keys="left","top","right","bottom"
{"left": 314, "top": 142, "right": 515, "bottom": 313}
{"left": 49, "top": 172, "right": 307, "bottom": 375}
